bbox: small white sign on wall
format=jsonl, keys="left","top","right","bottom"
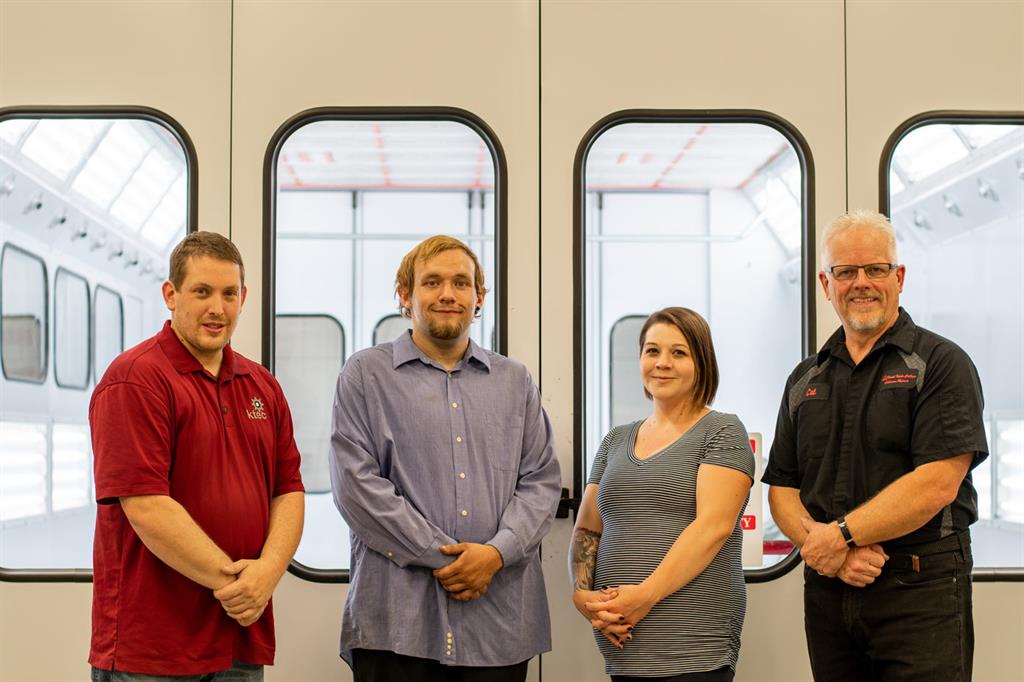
{"left": 741, "top": 432, "right": 764, "bottom": 567}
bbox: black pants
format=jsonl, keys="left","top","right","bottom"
{"left": 351, "top": 648, "right": 528, "bottom": 682}
{"left": 612, "top": 666, "right": 734, "bottom": 682}
{"left": 803, "top": 531, "right": 974, "bottom": 682}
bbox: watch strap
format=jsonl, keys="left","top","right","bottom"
{"left": 837, "top": 517, "right": 856, "bottom": 547}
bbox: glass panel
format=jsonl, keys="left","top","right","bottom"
{"left": 372, "top": 314, "right": 412, "bottom": 345}
{"left": 0, "top": 114, "right": 190, "bottom": 573}
{"left": 274, "top": 117, "right": 500, "bottom": 573}
{"left": 93, "top": 287, "right": 123, "bottom": 383}
{"left": 52, "top": 423, "right": 91, "bottom": 512}
{"left": 0, "top": 421, "right": 47, "bottom": 521}
{"left": 1, "top": 246, "right": 47, "bottom": 382}
{"left": 583, "top": 120, "right": 805, "bottom": 570}
{"left": 888, "top": 120, "right": 1024, "bottom": 569}
{"left": 54, "top": 270, "right": 90, "bottom": 388}
{"left": 275, "top": 315, "right": 346, "bottom": 570}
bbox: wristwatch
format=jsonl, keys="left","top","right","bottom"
{"left": 837, "top": 516, "right": 856, "bottom": 547}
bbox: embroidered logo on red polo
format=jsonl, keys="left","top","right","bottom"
{"left": 247, "top": 397, "right": 268, "bottom": 420}
{"left": 880, "top": 369, "right": 919, "bottom": 389}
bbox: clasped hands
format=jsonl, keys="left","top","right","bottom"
{"left": 800, "top": 518, "right": 889, "bottom": 587}
{"left": 574, "top": 583, "right": 658, "bottom": 649}
{"left": 213, "top": 558, "right": 283, "bottom": 627}
{"left": 433, "top": 543, "right": 504, "bottom": 602}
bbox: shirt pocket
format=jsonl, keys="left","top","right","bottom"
{"left": 865, "top": 385, "right": 915, "bottom": 455}
{"left": 483, "top": 412, "right": 524, "bottom": 472}
{"left": 795, "top": 392, "right": 831, "bottom": 464}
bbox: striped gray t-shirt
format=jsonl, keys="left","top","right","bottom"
{"left": 587, "top": 411, "right": 755, "bottom": 677}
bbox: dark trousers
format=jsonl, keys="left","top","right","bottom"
{"left": 351, "top": 648, "right": 528, "bottom": 682}
{"left": 612, "top": 666, "right": 734, "bottom": 682}
{"left": 803, "top": 531, "right": 974, "bottom": 682}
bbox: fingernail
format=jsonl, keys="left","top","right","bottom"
{"left": 618, "top": 615, "right": 624, "bottom": 621}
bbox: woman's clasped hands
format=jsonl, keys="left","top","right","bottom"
{"left": 574, "top": 582, "right": 659, "bottom": 649}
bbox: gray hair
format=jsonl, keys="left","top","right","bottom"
{"left": 820, "top": 210, "right": 898, "bottom": 269}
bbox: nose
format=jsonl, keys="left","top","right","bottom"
{"left": 655, "top": 351, "right": 672, "bottom": 368}
{"left": 207, "top": 293, "right": 225, "bottom": 315}
{"left": 851, "top": 266, "right": 872, "bottom": 287}
{"left": 438, "top": 281, "right": 457, "bottom": 301}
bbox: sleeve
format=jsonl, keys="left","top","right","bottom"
{"left": 485, "top": 372, "right": 562, "bottom": 568}
{"left": 910, "top": 344, "right": 989, "bottom": 469}
{"left": 90, "top": 381, "right": 173, "bottom": 503}
{"left": 329, "top": 357, "right": 456, "bottom": 569}
{"left": 702, "top": 414, "right": 755, "bottom": 481}
{"left": 271, "top": 378, "right": 305, "bottom": 497}
{"left": 586, "top": 428, "right": 618, "bottom": 487}
{"left": 761, "top": 371, "right": 801, "bottom": 488}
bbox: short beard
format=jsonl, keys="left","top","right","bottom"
{"left": 427, "top": 317, "right": 468, "bottom": 340}
{"left": 847, "top": 311, "right": 887, "bottom": 333}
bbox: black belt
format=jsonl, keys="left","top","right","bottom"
{"left": 883, "top": 529, "right": 970, "bottom": 573}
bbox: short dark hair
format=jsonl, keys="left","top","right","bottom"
{"left": 168, "top": 231, "right": 245, "bottom": 288}
{"left": 638, "top": 307, "right": 719, "bottom": 407}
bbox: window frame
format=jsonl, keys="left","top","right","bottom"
{"left": 573, "top": 110, "right": 817, "bottom": 583}
{"left": 0, "top": 243, "right": 49, "bottom": 385}
{"left": 53, "top": 267, "right": 91, "bottom": 390}
{"left": 262, "top": 107, "right": 509, "bottom": 583}
{"left": 91, "top": 284, "right": 124, "bottom": 385}
{"left": 879, "top": 109, "right": 1024, "bottom": 583}
{"left": 0, "top": 105, "right": 198, "bottom": 583}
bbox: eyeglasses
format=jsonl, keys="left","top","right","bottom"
{"left": 825, "top": 263, "right": 898, "bottom": 281}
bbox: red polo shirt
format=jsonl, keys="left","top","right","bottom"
{"left": 89, "top": 322, "right": 304, "bottom": 675}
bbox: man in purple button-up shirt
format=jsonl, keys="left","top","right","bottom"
{"left": 330, "top": 235, "right": 562, "bottom": 681}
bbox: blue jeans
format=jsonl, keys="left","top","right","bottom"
{"left": 91, "top": 663, "right": 263, "bottom": 682}
{"left": 803, "top": 531, "right": 974, "bottom": 682}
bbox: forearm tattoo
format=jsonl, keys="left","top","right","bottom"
{"left": 569, "top": 526, "right": 602, "bottom": 592}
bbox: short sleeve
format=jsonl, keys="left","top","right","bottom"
{"left": 90, "top": 382, "right": 173, "bottom": 503}
{"left": 910, "top": 343, "right": 989, "bottom": 469}
{"left": 587, "top": 427, "right": 624, "bottom": 486}
{"left": 762, "top": 371, "right": 801, "bottom": 488}
{"left": 702, "top": 414, "right": 755, "bottom": 481}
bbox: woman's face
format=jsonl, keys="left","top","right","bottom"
{"left": 640, "top": 322, "right": 697, "bottom": 405}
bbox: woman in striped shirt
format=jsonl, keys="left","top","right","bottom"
{"left": 569, "top": 307, "right": 755, "bottom": 682}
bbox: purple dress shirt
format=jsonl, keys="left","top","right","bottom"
{"left": 330, "top": 330, "right": 561, "bottom": 667}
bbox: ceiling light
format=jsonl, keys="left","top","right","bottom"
{"left": 912, "top": 209, "right": 931, "bottom": 230}
{"left": 942, "top": 194, "right": 962, "bottom": 216}
{"left": 49, "top": 211, "right": 67, "bottom": 229}
{"left": 23, "top": 192, "right": 43, "bottom": 214}
{"left": 977, "top": 177, "right": 999, "bottom": 202}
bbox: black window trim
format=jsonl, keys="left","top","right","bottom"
{"left": 0, "top": 105, "right": 198, "bottom": 583}
{"left": 880, "top": 109, "right": 1024, "bottom": 584}
{"left": 92, "top": 284, "right": 125, "bottom": 385}
{"left": 0, "top": 243, "right": 49, "bottom": 385}
{"left": 53, "top": 266, "right": 92, "bottom": 390}
{"left": 572, "top": 109, "right": 817, "bottom": 584}
{"left": 262, "top": 106, "right": 509, "bottom": 584}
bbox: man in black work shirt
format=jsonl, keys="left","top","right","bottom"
{"left": 763, "top": 210, "right": 988, "bottom": 682}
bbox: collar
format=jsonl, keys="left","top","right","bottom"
{"left": 156, "top": 321, "right": 250, "bottom": 380}
{"left": 817, "top": 307, "right": 917, "bottom": 365}
{"left": 392, "top": 329, "right": 491, "bottom": 372}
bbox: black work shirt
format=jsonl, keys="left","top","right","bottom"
{"left": 762, "top": 308, "right": 988, "bottom": 549}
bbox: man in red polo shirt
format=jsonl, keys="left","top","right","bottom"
{"left": 89, "top": 231, "right": 304, "bottom": 680}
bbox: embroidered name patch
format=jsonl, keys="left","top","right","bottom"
{"left": 247, "top": 397, "right": 269, "bottom": 420}
{"left": 802, "top": 383, "right": 830, "bottom": 401}
{"left": 879, "top": 369, "right": 919, "bottom": 389}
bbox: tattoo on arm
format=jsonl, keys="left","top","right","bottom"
{"left": 569, "top": 527, "right": 601, "bottom": 592}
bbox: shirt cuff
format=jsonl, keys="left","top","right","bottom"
{"left": 388, "top": 528, "right": 457, "bottom": 569}
{"left": 486, "top": 529, "right": 522, "bottom": 568}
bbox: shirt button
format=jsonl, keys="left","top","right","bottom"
{"left": 387, "top": 551, "right": 393, "bottom": 557}
{"left": 451, "top": 402, "right": 458, "bottom": 408}
{"left": 221, "top": 406, "right": 228, "bottom": 414}
{"left": 459, "top": 472, "right": 466, "bottom": 479}
{"left": 455, "top": 436, "right": 463, "bottom": 443}
{"left": 461, "top": 510, "right": 468, "bottom": 517}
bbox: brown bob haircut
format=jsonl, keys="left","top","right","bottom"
{"left": 394, "top": 235, "right": 489, "bottom": 318}
{"left": 639, "top": 306, "right": 719, "bottom": 407}
{"left": 168, "top": 231, "right": 245, "bottom": 288}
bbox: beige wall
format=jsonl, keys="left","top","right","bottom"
{"left": 2, "top": 1, "right": 1022, "bottom": 680}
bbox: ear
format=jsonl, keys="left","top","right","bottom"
{"left": 818, "top": 271, "right": 831, "bottom": 301}
{"left": 895, "top": 264, "right": 906, "bottom": 293}
{"left": 162, "top": 280, "right": 176, "bottom": 312}
{"left": 397, "top": 287, "right": 412, "bottom": 314}
{"left": 474, "top": 287, "right": 485, "bottom": 314}
{"left": 239, "top": 285, "right": 248, "bottom": 309}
